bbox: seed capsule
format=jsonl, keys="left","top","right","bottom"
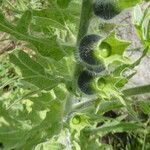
{"left": 77, "top": 70, "right": 95, "bottom": 95}
{"left": 93, "top": 0, "right": 121, "bottom": 20}
{"left": 79, "top": 34, "right": 103, "bottom": 66}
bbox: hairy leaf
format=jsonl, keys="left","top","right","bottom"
{"left": 9, "top": 51, "right": 60, "bottom": 90}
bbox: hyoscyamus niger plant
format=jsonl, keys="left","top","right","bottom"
{"left": 0, "top": 0, "right": 150, "bottom": 149}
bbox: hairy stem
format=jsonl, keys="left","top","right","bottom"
{"left": 76, "top": 0, "right": 93, "bottom": 45}
{"left": 65, "top": 0, "right": 93, "bottom": 115}
{"left": 72, "top": 98, "right": 96, "bottom": 111}
{"left": 72, "top": 0, "right": 93, "bottom": 93}
{"left": 72, "top": 84, "right": 150, "bottom": 112}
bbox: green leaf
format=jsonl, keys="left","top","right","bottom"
{"left": 9, "top": 51, "right": 59, "bottom": 90}
{"left": 0, "top": 103, "right": 29, "bottom": 149}
{"left": 0, "top": 12, "right": 65, "bottom": 60}
{"left": 49, "top": 56, "right": 75, "bottom": 81}
{"left": 57, "top": 0, "right": 71, "bottom": 9}
{"left": 30, "top": 37, "right": 65, "bottom": 60}
{"left": 118, "top": 0, "right": 141, "bottom": 10}
{"left": 0, "top": 84, "right": 67, "bottom": 149}
{"left": 16, "top": 10, "right": 32, "bottom": 34}
{"left": 142, "top": 9, "right": 150, "bottom": 40}
{"left": 92, "top": 122, "right": 141, "bottom": 135}
{"left": 0, "top": 127, "right": 27, "bottom": 149}
{"left": 34, "top": 53, "right": 75, "bottom": 83}
{"left": 29, "top": 84, "right": 68, "bottom": 111}
{"left": 79, "top": 127, "right": 101, "bottom": 150}
{"left": 0, "top": 0, "right": 2, "bottom": 6}
{"left": 0, "top": 12, "right": 17, "bottom": 34}
{"left": 103, "top": 32, "right": 130, "bottom": 56}
{"left": 26, "top": 85, "right": 67, "bottom": 148}
{"left": 37, "top": 101, "right": 64, "bottom": 138}
{"left": 138, "top": 101, "right": 150, "bottom": 115}
{"left": 33, "top": 16, "right": 67, "bottom": 30}
{"left": 97, "top": 100, "right": 124, "bottom": 115}
{"left": 29, "top": 93, "right": 55, "bottom": 111}
{"left": 102, "top": 32, "right": 131, "bottom": 64}
{"left": 32, "top": 8, "right": 65, "bottom": 25}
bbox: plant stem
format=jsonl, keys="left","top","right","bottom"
{"left": 71, "top": 84, "right": 150, "bottom": 113}
{"left": 76, "top": 0, "right": 93, "bottom": 45}
{"left": 72, "top": 98, "right": 96, "bottom": 111}
{"left": 65, "top": 0, "right": 93, "bottom": 115}
{"left": 122, "top": 84, "right": 150, "bottom": 96}
{"left": 72, "top": 0, "right": 93, "bottom": 93}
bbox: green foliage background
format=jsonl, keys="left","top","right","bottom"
{"left": 0, "top": 0, "right": 150, "bottom": 149}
